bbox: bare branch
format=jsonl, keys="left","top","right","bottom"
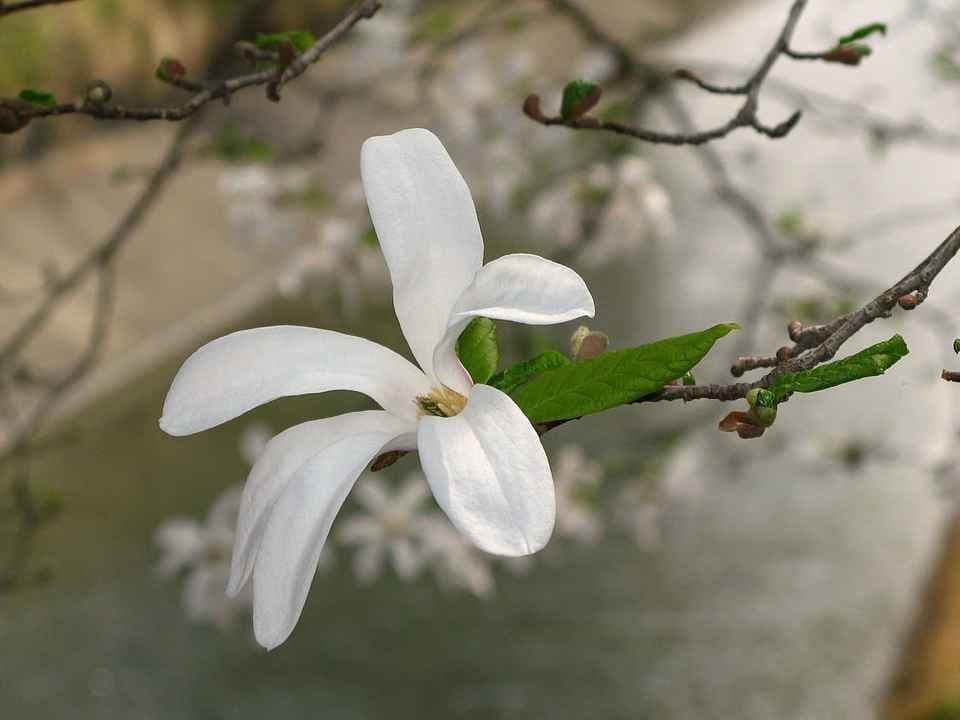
{"left": 0, "top": 0, "right": 79, "bottom": 18}
{"left": 526, "top": 0, "right": 810, "bottom": 145}
{"left": 2, "top": 0, "right": 381, "bottom": 133}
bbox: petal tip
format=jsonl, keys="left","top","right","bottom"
{"left": 157, "top": 414, "right": 183, "bottom": 437}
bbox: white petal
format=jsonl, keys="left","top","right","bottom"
{"left": 361, "top": 128, "right": 484, "bottom": 379}
{"left": 227, "top": 410, "right": 413, "bottom": 597}
{"left": 159, "top": 326, "right": 430, "bottom": 435}
{"left": 252, "top": 430, "right": 398, "bottom": 650}
{"left": 417, "top": 384, "right": 555, "bottom": 557}
{"left": 433, "top": 254, "right": 595, "bottom": 391}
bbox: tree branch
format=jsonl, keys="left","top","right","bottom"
{"left": 524, "top": 0, "right": 810, "bottom": 145}
{"left": 0, "top": 0, "right": 79, "bottom": 18}
{"left": 1, "top": 0, "right": 381, "bottom": 133}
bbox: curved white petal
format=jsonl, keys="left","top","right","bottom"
{"left": 361, "top": 128, "right": 483, "bottom": 379}
{"left": 434, "top": 253, "right": 595, "bottom": 391}
{"left": 252, "top": 430, "right": 398, "bottom": 650}
{"left": 159, "top": 326, "right": 430, "bottom": 435}
{"left": 417, "top": 384, "right": 555, "bottom": 557}
{"left": 227, "top": 411, "right": 414, "bottom": 597}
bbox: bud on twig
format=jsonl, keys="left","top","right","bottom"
{"left": 776, "top": 345, "right": 794, "bottom": 362}
{"left": 155, "top": 57, "right": 187, "bottom": 84}
{"left": 370, "top": 450, "right": 407, "bottom": 472}
{"left": 570, "top": 325, "right": 608, "bottom": 360}
{"left": 897, "top": 293, "right": 918, "bottom": 310}
{"left": 523, "top": 94, "right": 545, "bottom": 122}
{"left": 787, "top": 320, "right": 803, "bottom": 341}
{"left": 84, "top": 80, "right": 112, "bottom": 106}
{"left": 822, "top": 43, "right": 872, "bottom": 65}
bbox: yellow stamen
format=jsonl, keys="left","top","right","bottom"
{"left": 416, "top": 385, "right": 468, "bottom": 418}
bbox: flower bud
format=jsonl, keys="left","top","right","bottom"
{"left": 897, "top": 294, "right": 918, "bottom": 310}
{"left": 744, "top": 388, "right": 777, "bottom": 427}
{"left": 85, "top": 80, "right": 112, "bottom": 105}
{"left": 570, "top": 325, "right": 608, "bottom": 360}
{"left": 523, "top": 94, "right": 545, "bottom": 122}
{"left": 787, "top": 320, "right": 803, "bottom": 341}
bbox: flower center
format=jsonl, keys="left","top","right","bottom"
{"left": 416, "top": 385, "right": 467, "bottom": 418}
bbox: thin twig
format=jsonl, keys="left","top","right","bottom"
{"left": 0, "top": 0, "right": 78, "bottom": 17}
{"left": 525, "top": 0, "right": 809, "bottom": 146}
{"left": 2, "top": 0, "right": 381, "bottom": 133}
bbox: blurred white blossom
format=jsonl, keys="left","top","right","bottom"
{"left": 579, "top": 156, "right": 675, "bottom": 267}
{"left": 338, "top": 475, "right": 433, "bottom": 584}
{"left": 553, "top": 445, "right": 605, "bottom": 545}
{"left": 338, "top": 472, "right": 496, "bottom": 597}
{"left": 417, "top": 514, "right": 495, "bottom": 597}
{"left": 614, "top": 484, "right": 663, "bottom": 551}
{"left": 218, "top": 166, "right": 297, "bottom": 247}
{"left": 276, "top": 200, "right": 388, "bottom": 314}
{"left": 155, "top": 485, "right": 251, "bottom": 629}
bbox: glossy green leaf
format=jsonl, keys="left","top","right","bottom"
{"left": 511, "top": 323, "right": 741, "bottom": 424}
{"left": 456, "top": 318, "right": 499, "bottom": 385}
{"left": 838, "top": 22, "right": 887, "bottom": 45}
{"left": 18, "top": 89, "right": 56, "bottom": 107}
{"left": 768, "top": 334, "right": 908, "bottom": 401}
{"left": 953, "top": 338, "right": 960, "bottom": 355}
{"left": 255, "top": 31, "right": 317, "bottom": 53}
{"left": 560, "top": 79, "right": 602, "bottom": 120}
{"left": 488, "top": 351, "right": 571, "bottom": 395}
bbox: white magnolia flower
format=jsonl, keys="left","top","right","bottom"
{"left": 159, "top": 128, "right": 596, "bottom": 649}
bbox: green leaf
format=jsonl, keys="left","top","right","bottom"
{"left": 456, "top": 318, "right": 499, "bottom": 385}
{"left": 561, "top": 79, "right": 602, "bottom": 120}
{"left": 511, "top": 323, "right": 741, "bottom": 424}
{"left": 768, "top": 334, "right": 909, "bottom": 401}
{"left": 18, "top": 89, "right": 56, "bottom": 107}
{"left": 838, "top": 22, "right": 887, "bottom": 45}
{"left": 953, "top": 338, "right": 960, "bottom": 355}
{"left": 255, "top": 31, "right": 317, "bottom": 53}
{"left": 488, "top": 351, "right": 571, "bottom": 395}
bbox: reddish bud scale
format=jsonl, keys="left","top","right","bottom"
{"left": 897, "top": 294, "right": 919, "bottom": 310}
{"left": 523, "top": 94, "right": 545, "bottom": 122}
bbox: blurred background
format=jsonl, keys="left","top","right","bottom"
{"left": 2, "top": 0, "right": 960, "bottom": 717}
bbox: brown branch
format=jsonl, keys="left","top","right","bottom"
{"left": 525, "top": 0, "right": 810, "bottom": 145}
{"left": 2, "top": 0, "right": 381, "bottom": 133}
{"left": 0, "top": 0, "right": 78, "bottom": 17}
